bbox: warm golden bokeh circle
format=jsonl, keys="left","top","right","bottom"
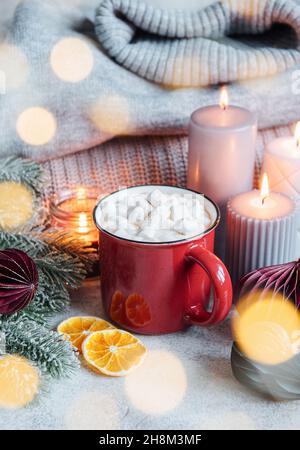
{"left": 50, "top": 37, "right": 94, "bottom": 82}
{"left": 90, "top": 95, "right": 130, "bottom": 135}
{"left": 16, "top": 107, "right": 57, "bottom": 146}
{"left": 125, "top": 350, "right": 187, "bottom": 414}
{"left": 0, "top": 181, "right": 34, "bottom": 231}
{"left": 0, "top": 355, "right": 40, "bottom": 409}
{"left": 233, "top": 294, "right": 300, "bottom": 365}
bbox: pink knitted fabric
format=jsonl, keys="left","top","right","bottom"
{"left": 43, "top": 123, "right": 295, "bottom": 197}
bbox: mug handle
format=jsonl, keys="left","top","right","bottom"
{"left": 184, "top": 244, "right": 232, "bottom": 326}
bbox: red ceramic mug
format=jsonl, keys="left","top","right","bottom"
{"left": 93, "top": 185, "right": 232, "bottom": 335}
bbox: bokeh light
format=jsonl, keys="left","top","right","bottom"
{"left": 0, "top": 355, "right": 40, "bottom": 409}
{"left": 125, "top": 350, "right": 187, "bottom": 415}
{"left": 0, "top": 43, "right": 29, "bottom": 90}
{"left": 233, "top": 293, "right": 300, "bottom": 365}
{"left": 0, "top": 181, "right": 34, "bottom": 231}
{"left": 90, "top": 95, "right": 130, "bottom": 135}
{"left": 64, "top": 391, "right": 120, "bottom": 430}
{"left": 16, "top": 107, "right": 57, "bottom": 146}
{"left": 50, "top": 37, "right": 94, "bottom": 83}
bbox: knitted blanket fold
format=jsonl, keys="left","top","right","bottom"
{"left": 95, "top": 0, "right": 300, "bottom": 87}
{"left": 0, "top": 0, "right": 300, "bottom": 161}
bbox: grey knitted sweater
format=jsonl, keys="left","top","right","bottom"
{"left": 95, "top": 0, "right": 300, "bottom": 87}
{"left": 0, "top": 0, "right": 300, "bottom": 161}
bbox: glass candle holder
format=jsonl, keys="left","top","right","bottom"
{"left": 50, "top": 187, "right": 102, "bottom": 276}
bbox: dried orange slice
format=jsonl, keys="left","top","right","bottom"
{"left": 57, "top": 316, "right": 115, "bottom": 353}
{"left": 82, "top": 329, "right": 147, "bottom": 377}
{"left": 110, "top": 291, "right": 127, "bottom": 325}
{"left": 125, "top": 294, "right": 151, "bottom": 328}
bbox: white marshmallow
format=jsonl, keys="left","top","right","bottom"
{"left": 117, "top": 216, "right": 139, "bottom": 233}
{"left": 96, "top": 188, "right": 212, "bottom": 243}
{"left": 170, "top": 202, "right": 185, "bottom": 222}
{"left": 115, "top": 201, "right": 128, "bottom": 218}
{"left": 102, "top": 219, "right": 118, "bottom": 233}
{"left": 114, "top": 229, "right": 137, "bottom": 240}
{"left": 158, "top": 230, "right": 182, "bottom": 242}
{"left": 161, "top": 218, "right": 174, "bottom": 230}
{"left": 148, "top": 189, "right": 167, "bottom": 207}
{"left": 99, "top": 201, "right": 116, "bottom": 219}
{"left": 134, "top": 196, "right": 152, "bottom": 214}
{"left": 138, "top": 226, "right": 157, "bottom": 241}
{"left": 148, "top": 207, "right": 172, "bottom": 230}
{"left": 96, "top": 207, "right": 116, "bottom": 230}
{"left": 174, "top": 218, "right": 204, "bottom": 235}
{"left": 128, "top": 206, "right": 146, "bottom": 226}
{"left": 147, "top": 211, "right": 161, "bottom": 229}
{"left": 191, "top": 199, "right": 205, "bottom": 220}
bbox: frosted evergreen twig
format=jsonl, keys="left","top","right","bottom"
{"left": 1, "top": 316, "right": 79, "bottom": 378}
{"left": 0, "top": 156, "right": 46, "bottom": 195}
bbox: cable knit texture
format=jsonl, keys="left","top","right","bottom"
{"left": 95, "top": 0, "right": 300, "bottom": 86}
{"left": 43, "top": 123, "right": 296, "bottom": 197}
{"left": 0, "top": 0, "right": 300, "bottom": 161}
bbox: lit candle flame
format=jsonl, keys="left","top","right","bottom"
{"left": 219, "top": 86, "right": 229, "bottom": 110}
{"left": 78, "top": 212, "right": 89, "bottom": 234}
{"left": 260, "top": 173, "right": 270, "bottom": 206}
{"left": 295, "top": 122, "right": 300, "bottom": 148}
{"left": 77, "top": 187, "right": 87, "bottom": 201}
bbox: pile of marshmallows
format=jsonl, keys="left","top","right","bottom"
{"left": 96, "top": 188, "right": 212, "bottom": 243}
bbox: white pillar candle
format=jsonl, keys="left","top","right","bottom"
{"left": 187, "top": 87, "right": 257, "bottom": 259}
{"left": 263, "top": 123, "right": 300, "bottom": 256}
{"left": 226, "top": 174, "right": 298, "bottom": 285}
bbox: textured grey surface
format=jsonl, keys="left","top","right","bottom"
{"left": 1, "top": 0, "right": 300, "bottom": 161}
{"left": 1, "top": 278, "right": 300, "bottom": 430}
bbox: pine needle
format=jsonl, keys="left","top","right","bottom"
{"left": 1, "top": 316, "right": 79, "bottom": 378}
{"left": 0, "top": 156, "right": 90, "bottom": 378}
{"left": 0, "top": 156, "right": 46, "bottom": 195}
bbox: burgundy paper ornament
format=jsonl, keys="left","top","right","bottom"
{"left": 0, "top": 249, "right": 39, "bottom": 314}
{"left": 238, "top": 259, "right": 300, "bottom": 306}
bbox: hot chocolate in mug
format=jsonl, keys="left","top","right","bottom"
{"left": 93, "top": 185, "right": 232, "bottom": 334}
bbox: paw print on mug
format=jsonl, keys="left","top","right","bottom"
{"left": 110, "top": 291, "right": 151, "bottom": 329}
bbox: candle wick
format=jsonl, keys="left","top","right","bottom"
{"left": 261, "top": 196, "right": 267, "bottom": 207}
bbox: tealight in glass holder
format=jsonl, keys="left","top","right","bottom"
{"left": 50, "top": 186, "right": 102, "bottom": 277}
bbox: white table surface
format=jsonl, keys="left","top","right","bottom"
{"left": 1, "top": 278, "right": 300, "bottom": 430}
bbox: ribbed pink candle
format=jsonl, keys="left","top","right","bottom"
{"left": 226, "top": 189, "right": 298, "bottom": 286}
